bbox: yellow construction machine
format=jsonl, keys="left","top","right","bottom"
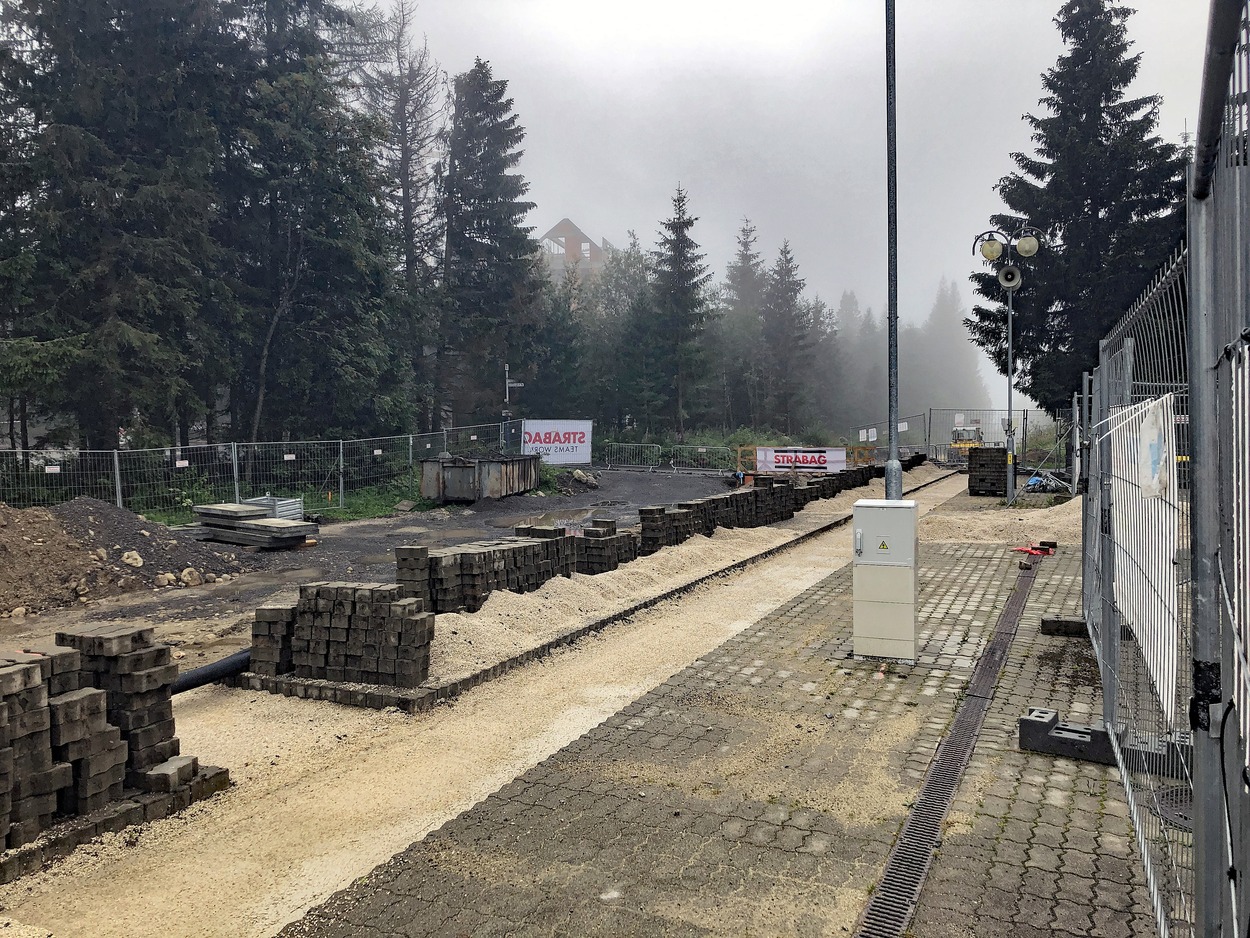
{"left": 948, "top": 426, "right": 983, "bottom": 464}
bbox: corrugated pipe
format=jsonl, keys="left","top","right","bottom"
{"left": 171, "top": 650, "right": 251, "bottom": 695}
{"left": 1192, "top": 0, "right": 1243, "bottom": 200}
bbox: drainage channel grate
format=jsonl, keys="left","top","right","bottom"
{"left": 854, "top": 559, "right": 1042, "bottom": 938}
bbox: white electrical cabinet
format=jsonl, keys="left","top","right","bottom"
{"left": 853, "top": 498, "right": 919, "bottom": 662}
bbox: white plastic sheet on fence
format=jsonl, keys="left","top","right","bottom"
{"left": 1107, "top": 394, "right": 1181, "bottom": 727}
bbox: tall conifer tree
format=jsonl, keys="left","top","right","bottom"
{"left": 651, "top": 186, "right": 711, "bottom": 439}
{"left": 966, "top": 0, "right": 1184, "bottom": 413}
{"left": 439, "top": 58, "right": 543, "bottom": 422}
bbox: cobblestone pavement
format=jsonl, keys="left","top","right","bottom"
{"left": 282, "top": 544, "right": 1152, "bottom": 938}
{"left": 910, "top": 547, "right": 1157, "bottom": 938}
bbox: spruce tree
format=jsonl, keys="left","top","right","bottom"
{"left": 439, "top": 58, "right": 544, "bottom": 422}
{"left": 966, "top": 0, "right": 1184, "bottom": 413}
{"left": 650, "top": 186, "right": 711, "bottom": 439}
{"left": 0, "top": 0, "right": 240, "bottom": 447}
{"left": 721, "top": 219, "right": 766, "bottom": 428}
{"left": 760, "top": 241, "right": 811, "bottom": 434}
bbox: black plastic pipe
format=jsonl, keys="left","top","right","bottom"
{"left": 172, "top": 649, "right": 251, "bottom": 695}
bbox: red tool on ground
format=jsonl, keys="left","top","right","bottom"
{"left": 1010, "top": 543, "right": 1055, "bottom": 556}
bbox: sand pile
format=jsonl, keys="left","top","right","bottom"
{"left": 429, "top": 525, "right": 791, "bottom": 684}
{"left": 920, "top": 494, "right": 1083, "bottom": 546}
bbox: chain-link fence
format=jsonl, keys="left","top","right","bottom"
{"left": 1079, "top": 246, "right": 1192, "bottom": 936}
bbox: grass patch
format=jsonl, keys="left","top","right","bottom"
{"left": 318, "top": 481, "right": 436, "bottom": 522}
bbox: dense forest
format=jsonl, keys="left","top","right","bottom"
{"left": 0, "top": 0, "right": 989, "bottom": 451}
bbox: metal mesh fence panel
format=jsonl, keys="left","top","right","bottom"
{"left": 444, "top": 423, "right": 505, "bottom": 458}
{"left": 501, "top": 419, "right": 524, "bottom": 454}
{"left": 237, "top": 440, "right": 344, "bottom": 513}
{"left": 926, "top": 408, "right": 1051, "bottom": 466}
{"left": 117, "top": 445, "right": 239, "bottom": 524}
{"left": 848, "top": 413, "right": 926, "bottom": 464}
{"left": 668, "top": 445, "right": 735, "bottom": 471}
{"left": 603, "top": 443, "right": 662, "bottom": 469}
{"left": 0, "top": 449, "right": 118, "bottom": 509}
{"left": 1083, "top": 246, "right": 1193, "bottom": 937}
{"left": 341, "top": 436, "right": 418, "bottom": 507}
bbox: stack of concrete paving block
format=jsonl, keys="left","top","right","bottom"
{"left": 578, "top": 523, "right": 619, "bottom": 574}
{"left": 458, "top": 545, "right": 495, "bottom": 612}
{"left": 55, "top": 626, "right": 180, "bottom": 788}
{"left": 520, "top": 526, "right": 577, "bottom": 578}
{"left": 639, "top": 506, "right": 673, "bottom": 555}
{"left": 669, "top": 507, "right": 696, "bottom": 542}
{"left": 429, "top": 549, "right": 465, "bottom": 613}
{"left": 251, "top": 606, "right": 296, "bottom": 677}
{"left": 291, "top": 583, "right": 433, "bottom": 687}
{"left": 968, "top": 447, "right": 1008, "bottom": 497}
{"left": 0, "top": 657, "right": 69, "bottom": 847}
{"left": 48, "top": 686, "right": 123, "bottom": 816}
{"left": 396, "top": 545, "right": 432, "bottom": 607}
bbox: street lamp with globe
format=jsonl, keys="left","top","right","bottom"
{"left": 972, "top": 226, "right": 1043, "bottom": 504}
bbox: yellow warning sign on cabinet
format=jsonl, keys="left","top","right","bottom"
{"left": 878, "top": 540, "right": 889, "bottom": 551}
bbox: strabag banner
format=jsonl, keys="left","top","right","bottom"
{"left": 756, "top": 447, "right": 847, "bottom": 473}
{"left": 522, "top": 420, "right": 593, "bottom": 465}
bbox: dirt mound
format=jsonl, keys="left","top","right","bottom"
{"left": 0, "top": 498, "right": 250, "bottom": 617}
{"left": 0, "top": 503, "right": 100, "bottom": 615}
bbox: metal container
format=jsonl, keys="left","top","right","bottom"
{"left": 419, "top": 455, "right": 542, "bottom": 503}
{"left": 243, "top": 495, "right": 305, "bottom": 520}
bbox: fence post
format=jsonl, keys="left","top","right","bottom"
{"left": 1021, "top": 410, "right": 1029, "bottom": 473}
{"left": 443, "top": 429, "right": 448, "bottom": 454}
{"left": 1070, "top": 392, "right": 1080, "bottom": 495}
{"left": 1188, "top": 187, "right": 1225, "bottom": 937}
{"left": 1095, "top": 351, "right": 1118, "bottom": 730}
{"left": 338, "top": 441, "right": 345, "bottom": 509}
{"left": 112, "top": 451, "right": 123, "bottom": 509}
{"left": 408, "top": 435, "right": 413, "bottom": 467}
{"left": 231, "top": 443, "right": 241, "bottom": 503}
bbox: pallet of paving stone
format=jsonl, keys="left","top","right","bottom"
{"left": 286, "top": 583, "right": 433, "bottom": 687}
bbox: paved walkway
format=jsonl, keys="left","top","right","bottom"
{"left": 282, "top": 544, "right": 1154, "bottom": 937}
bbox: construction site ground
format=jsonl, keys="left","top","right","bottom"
{"left": 0, "top": 468, "right": 1137, "bottom": 938}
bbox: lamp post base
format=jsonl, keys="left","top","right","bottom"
{"left": 884, "top": 459, "right": 903, "bottom": 501}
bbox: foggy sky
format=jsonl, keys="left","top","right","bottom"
{"left": 396, "top": 0, "right": 1208, "bottom": 409}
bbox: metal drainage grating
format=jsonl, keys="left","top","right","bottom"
{"left": 854, "top": 559, "right": 1043, "bottom": 938}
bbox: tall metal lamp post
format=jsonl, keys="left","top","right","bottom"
{"left": 971, "top": 226, "right": 1042, "bottom": 504}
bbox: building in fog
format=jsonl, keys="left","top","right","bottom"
{"left": 539, "top": 218, "right": 612, "bottom": 281}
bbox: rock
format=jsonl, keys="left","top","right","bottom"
{"left": 572, "top": 469, "right": 590, "bottom": 483}
{"left": 139, "top": 529, "right": 150, "bottom": 537}
{"left": 154, "top": 573, "right": 174, "bottom": 587}
{"left": 180, "top": 568, "right": 203, "bottom": 587}
{"left": 394, "top": 500, "right": 417, "bottom": 512}
{"left": 121, "top": 550, "right": 144, "bottom": 568}
{"left": 10, "top": 607, "right": 26, "bottom": 618}
{"left": 204, "top": 572, "right": 217, "bottom": 583}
